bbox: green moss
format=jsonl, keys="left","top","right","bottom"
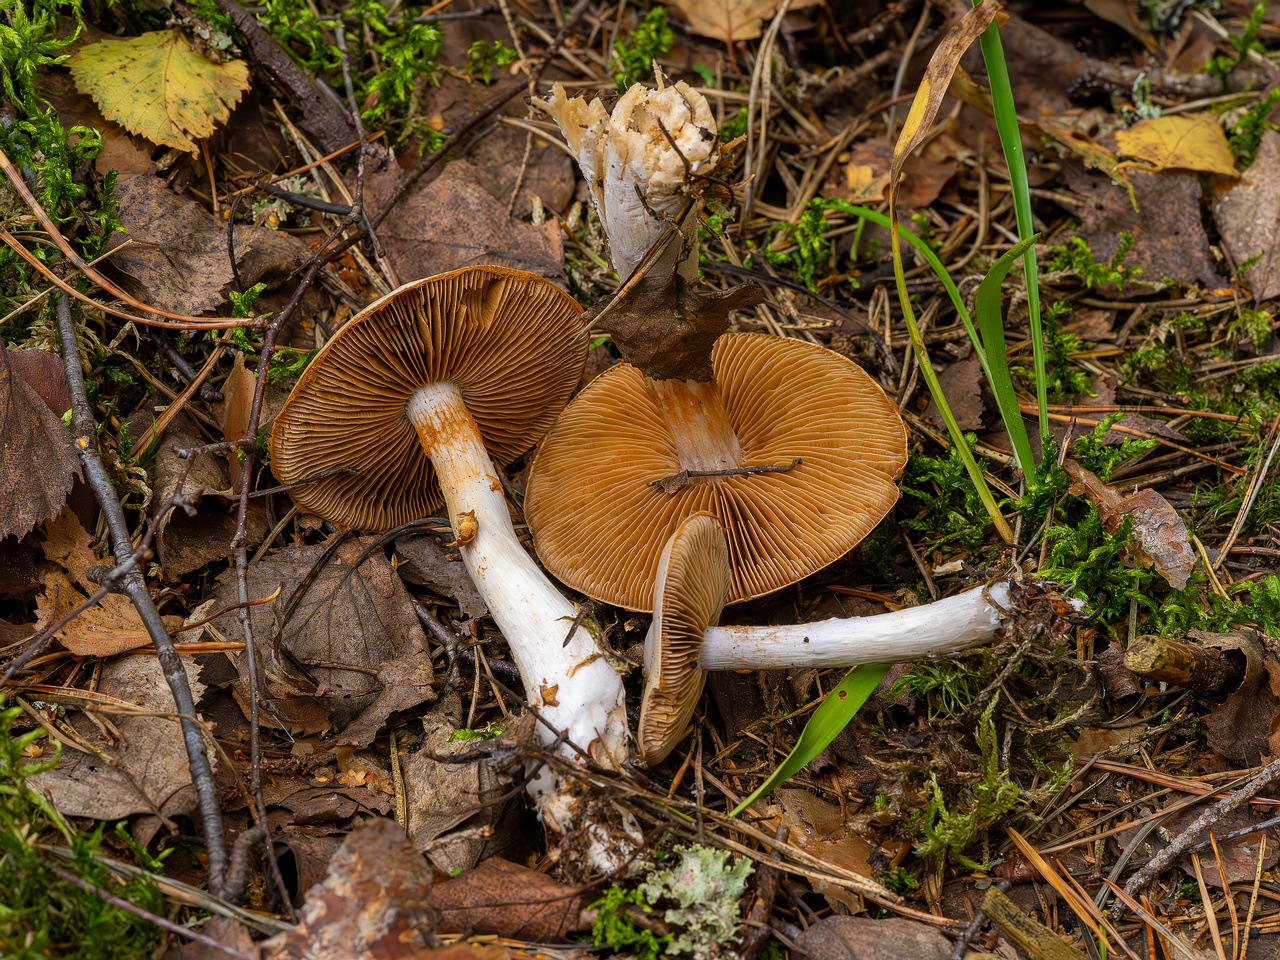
{"left": 612, "top": 7, "right": 673, "bottom": 92}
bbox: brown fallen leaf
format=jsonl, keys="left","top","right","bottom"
{"left": 0, "top": 346, "right": 82, "bottom": 541}
{"left": 29, "top": 654, "right": 207, "bottom": 819}
{"left": 366, "top": 161, "right": 566, "bottom": 284}
{"left": 433, "top": 857, "right": 589, "bottom": 940}
{"left": 402, "top": 714, "right": 509, "bottom": 874}
{"left": 1116, "top": 113, "right": 1239, "bottom": 178}
{"left": 207, "top": 534, "right": 435, "bottom": 744}
{"left": 107, "top": 176, "right": 311, "bottom": 315}
{"left": 1113, "top": 797, "right": 1280, "bottom": 887}
{"left": 67, "top": 30, "right": 249, "bottom": 154}
{"left": 1063, "top": 459, "right": 1194, "bottom": 589}
{"left": 792, "top": 916, "right": 953, "bottom": 960}
{"left": 262, "top": 818, "right": 436, "bottom": 960}
{"left": 394, "top": 535, "right": 487, "bottom": 620}
{"left": 1214, "top": 127, "right": 1280, "bottom": 304}
{"left": 36, "top": 508, "right": 185, "bottom": 656}
{"left": 669, "top": 0, "right": 820, "bottom": 43}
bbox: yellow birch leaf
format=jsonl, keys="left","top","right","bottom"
{"left": 1115, "top": 113, "right": 1238, "bottom": 178}
{"left": 67, "top": 30, "right": 250, "bottom": 155}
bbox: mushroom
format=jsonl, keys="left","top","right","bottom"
{"left": 269, "top": 266, "right": 631, "bottom": 849}
{"left": 536, "top": 78, "right": 720, "bottom": 283}
{"left": 639, "top": 514, "right": 1067, "bottom": 765}
{"left": 524, "top": 332, "right": 909, "bottom": 612}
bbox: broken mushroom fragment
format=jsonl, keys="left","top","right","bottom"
{"left": 525, "top": 333, "right": 909, "bottom": 611}
{"left": 639, "top": 514, "right": 1069, "bottom": 765}
{"left": 269, "top": 266, "right": 630, "bottom": 853}
{"left": 536, "top": 78, "right": 719, "bottom": 283}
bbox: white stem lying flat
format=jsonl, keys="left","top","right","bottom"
{"left": 699, "top": 583, "right": 1032, "bottom": 670}
{"left": 407, "top": 384, "right": 629, "bottom": 847}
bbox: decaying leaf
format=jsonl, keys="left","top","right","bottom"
{"left": 1115, "top": 113, "right": 1238, "bottom": 178}
{"left": 261, "top": 818, "right": 436, "bottom": 960}
{"left": 0, "top": 347, "right": 82, "bottom": 540}
{"left": 393, "top": 535, "right": 487, "bottom": 620}
{"left": 207, "top": 535, "right": 435, "bottom": 744}
{"left": 433, "top": 857, "right": 589, "bottom": 940}
{"left": 669, "top": 0, "right": 820, "bottom": 42}
{"left": 1114, "top": 797, "right": 1280, "bottom": 887}
{"left": 1063, "top": 459, "right": 1194, "bottom": 590}
{"left": 29, "top": 654, "right": 206, "bottom": 820}
{"left": 67, "top": 30, "right": 250, "bottom": 154}
{"left": 1214, "top": 128, "right": 1280, "bottom": 304}
{"left": 36, "top": 509, "right": 184, "bottom": 656}
{"left": 402, "top": 714, "right": 509, "bottom": 874}
{"left": 793, "top": 916, "right": 953, "bottom": 960}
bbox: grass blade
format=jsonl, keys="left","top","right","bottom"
{"left": 730, "top": 664, "right": 891, "bottom": 817}
{"left": 975, "top": 234, "right": 1039, "bottom": 476}
{"left": 973, "top": 6, "right": 1048, "bottom": 462}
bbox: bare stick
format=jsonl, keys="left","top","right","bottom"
{"left": 52, "top": 294, "right": 229, "bottom": 898}
{"left": 650, "top": 458, "right": 801, "bottom": 495}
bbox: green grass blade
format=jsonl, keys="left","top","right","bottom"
{"left": 831, "top": 201, "right": 988, "bottom": 374}
{"left": 890, "top": 224, "right": 1014, "bottom": 542}
{"left": 973, "top": 7, "right": 1048, "bottom": 463}
{"left": 729, "top": 664, "right": 891, "bottom": 817}
{"left": 975, "top": 234, "right": 1039, "bottom": 476}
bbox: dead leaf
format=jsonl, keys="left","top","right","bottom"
{"left": 30, "top": 654, "right": 207, "bottom": 819}
{"left": 1214, "top": 128, "right": 1280, "bottom": 304}
{"left": 262, "top": 818, "right": 436, "bottom": 960}
{"left": 367, "top": 161, "right": 566, "bottom": 283}
{"left": 402, "top": 714, "right": 508, "bottom": 874}
{"left": 826, "top": 139, "right": 955, "bottom": 211}
{"left": 1064, "top": 459, "right": 1194, "bottom": 589}
{"left": 1113, "top": 798, "right": 1280, "bottom": 887}
{"left": 588, "top": 272, "right": 764, "bottom": 382}
{"left": 923, "top": 354, "right": 983, "bottom": 432}
{"left": 433, "top": 858, "right": 588, "bottom": 940}
{"left": 891, "top": 0, "right": 1001, "bottom": 189}
{"left": 67, "top": 30, "right": 249, "bottom": 154}
{"left": 1115, "top": 113, "right": 1239, "bottom": 177}
{"left": 107, "top": 176, "right": 311, "bottom": 315}
{"left": 208, "top": 535, "right": 435, "bottom": 745}
{"left": 1060, "top": 162, "right": 1219, "bottom": 291}
{"left": 0, "top": 347, "right": 82, "bottom": 540}
{"left": 162, "top": 917, "right": 260, "bottom": 960}
{"left": 1027, "top": 119, "right": 1137, "bottom": 210}
{"left": 1198, "top": 628, "right": 1279, "bottom": 766}
{"left": 793, "top": 917, "right": 953, "bottom": 960}
{"left": 393, "top": 535, "right": 487, "bottom": 620}
{"left": 669, "top": 0, "right": 820, "bottom": 42}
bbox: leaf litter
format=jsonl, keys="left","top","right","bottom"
{"left": 4, "top": 0, "right": 1280, "bottom": 958}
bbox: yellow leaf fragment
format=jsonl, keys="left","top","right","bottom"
{"left": 68, "top": 30, "right": 250, "bottom": 155}
{"left": 1115, "top": 113, "right": 1238, "bottom": 178}
{"left": 670, "top": 0, "right": 821, "bottom": 43}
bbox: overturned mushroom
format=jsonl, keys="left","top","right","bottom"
{"left": 525, "top": 333, "right": 908, "bottom": 611}
{"left": 269, "top": 266, "right": 630, "bottom": 858}
{"left": 639, "top": 514, "right": 1074, "bottom": 765}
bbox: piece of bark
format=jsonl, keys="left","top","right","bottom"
{"left": 210, "top": 0, "right": 356, "bottom": 153}
{"left": 1125, "top": 635, "right": 1247, "bottom": 692}
{"left": 982, "top": 886, "right": 1089, "bottom": 960}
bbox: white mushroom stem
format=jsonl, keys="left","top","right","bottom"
{"left": 406, "top": 383, "right": 630, "bottom": 842}
{"left": 695, "top": 583, "right": 1079, "bottom": 670}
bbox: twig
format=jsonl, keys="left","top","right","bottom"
{"left": 650, "top": 458, "right": 802, "bottom": 495}
{"left": 51, "top": 294, "right": 230, "bottom": 897}
{"left": 1120, "top": 753, "right": 1280, "bottom": 909}
{"left": 1215, "top": 412, "right": 1280, "bottom": 568}
{"left": 48, "top": 867, "right": 257, "bottom": 960}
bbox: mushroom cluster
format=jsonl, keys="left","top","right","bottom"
{"left": 268, "top": 79, "right": 1071, "bottom": 871}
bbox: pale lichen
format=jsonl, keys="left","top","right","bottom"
{"left": 637, "top": 844, "right": 753, "bottom": 960}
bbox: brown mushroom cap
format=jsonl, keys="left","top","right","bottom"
{"left": 639, "top": 513, "right": 729, "bottom": 766}
{"left": 525, "top": 333, "right": 908, "bottom": 610}
{"left": 271, "top": 266, "right": 584, "bottom": 531}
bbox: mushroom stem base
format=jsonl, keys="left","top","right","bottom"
{"left": 406, "top": 383, "right": 632, "bottom": 851}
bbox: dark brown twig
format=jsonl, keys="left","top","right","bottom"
{"left": 51, "top": 293, "right": 230, "bottom": 898}
{"left": 650, "top": 458, "right": 802, "bottom": 495}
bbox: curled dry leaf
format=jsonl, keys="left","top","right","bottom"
{"left": 67, "top": 29, "right": 250, "bottom": 154}
{"left": 0, "top": 347, "right": 82, "bottom": 540}
{"left": 1063, "top": 459, "right": 1194, "bottom": 589}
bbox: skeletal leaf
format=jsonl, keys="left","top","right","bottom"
{"left": 68, "top": 30, "right": 249, "bottom": 154}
